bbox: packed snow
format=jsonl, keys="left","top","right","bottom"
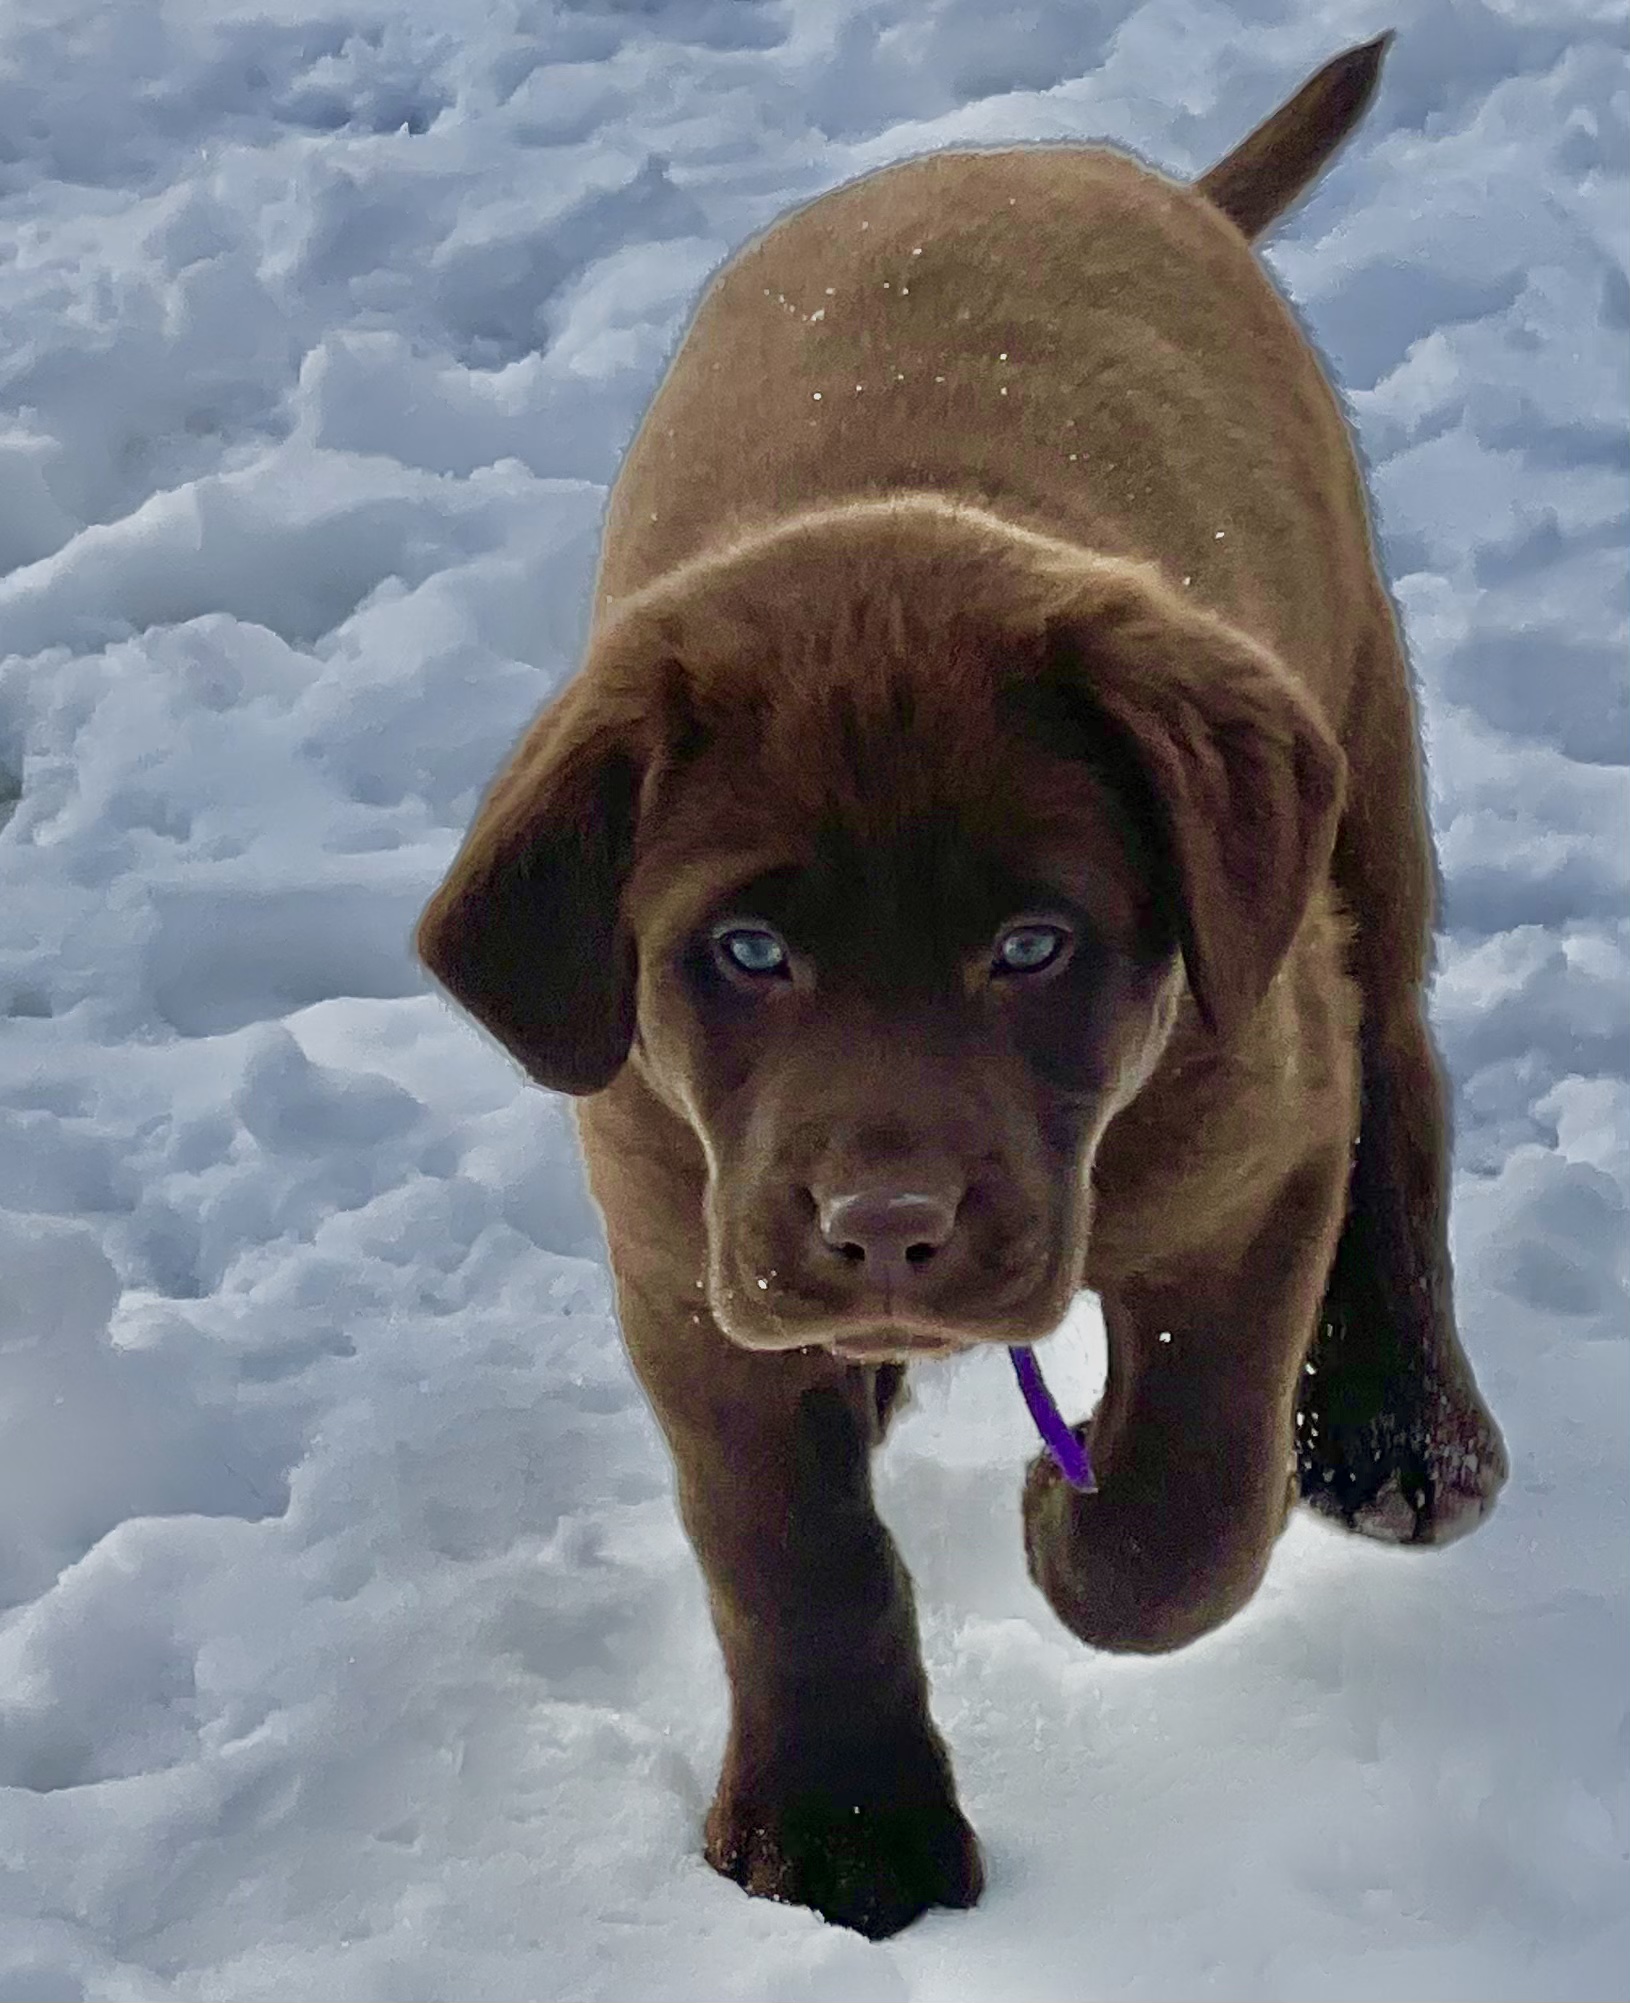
{"left": 2, "top": 0, "right": 1626, "bottom": 1997}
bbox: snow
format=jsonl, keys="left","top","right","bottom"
{"left": 1, "top": 0, "right": 1626, "bottom": 1996}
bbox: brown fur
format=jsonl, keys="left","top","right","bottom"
{"left": 418, "top": 36, "right": 1506, "bottom": 1939}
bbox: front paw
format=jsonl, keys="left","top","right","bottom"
{"left": 704, "top": 1740, "right": 983, "bottom": 1938}
{"left": 1023, "top": 1431, "right": 1281, "bottom": 1654}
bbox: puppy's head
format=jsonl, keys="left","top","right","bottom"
{"left": 419, "top": 500, "right": 1342, "bottom": 1359}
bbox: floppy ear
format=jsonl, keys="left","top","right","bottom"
{"left": 1047, "top": 564, "right": 1346, "bottom": 1040}
{"left": 416, "top": 671, "right": 645, "bottom": 1095}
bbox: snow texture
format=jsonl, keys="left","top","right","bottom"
{"left": 2, "top": 1, "right": 1627, "bottom": 1997}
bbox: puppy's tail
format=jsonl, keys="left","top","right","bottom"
{"left": 1196, "top": 33, "right": 1392, "bottom": 242}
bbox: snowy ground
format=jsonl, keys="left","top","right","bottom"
{"left": 2, "top": 0, "right": 1626, "bottom": 1997}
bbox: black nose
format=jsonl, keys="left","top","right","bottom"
{"left": 816, "top": 1187, "right": 960, "bottom": 1291}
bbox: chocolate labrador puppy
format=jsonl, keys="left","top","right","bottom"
{"left": 419, "top": 36, "right": 1507, "bottom": 1937}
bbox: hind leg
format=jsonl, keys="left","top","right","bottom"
{"left": 1299, "top": 619, "right": 1507, "bottom": 1543}
{"left": 1298, "top": 997, "right": 1507, "bottom": 1541}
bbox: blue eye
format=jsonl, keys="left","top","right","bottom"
{"left": 715, "top": 926, "right": 790, "bottom": 978}
{"left": 994, "top": 922, "right": 1070, "bottom": 975}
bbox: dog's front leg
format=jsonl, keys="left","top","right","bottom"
{"left": 1026, "top": 1149, "right": 1349, "bottom": 1654}
{"left": 579, "top": 1087, "right": 981, "bottom": 1940}
{"left": 633, "top": 1309, "right": 981, "bottom": 1938}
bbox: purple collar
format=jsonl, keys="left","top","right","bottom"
{"left": 1009, "top": 1346, "right": 1097, "bottom": 1491}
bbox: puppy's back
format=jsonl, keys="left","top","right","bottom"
{"left": 602, "top": 150, "right": 1371, "bottom": 698}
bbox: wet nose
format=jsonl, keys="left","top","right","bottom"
{"left": 816, "top": 1186, "right": 961, "bottom": 1291}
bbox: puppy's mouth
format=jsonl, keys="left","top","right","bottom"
{"left": 823, "top": 1320, "right": 976, "bottom": 1364}
{"left": 714, "top": 1287, "right": 983, "bottom": 1361}
{"left": 712, "top": 1265, "right": 1080, "bottom": 1359}
{"left": 709, "top": 1224, "right": 1083, "bottom": 1359}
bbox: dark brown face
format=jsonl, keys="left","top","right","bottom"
{"left": 417, "top": 505, "right": 1343, "bottom": 1366}
{"left": 623, "top": 675, "right": 1181, "bottom": 1362}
